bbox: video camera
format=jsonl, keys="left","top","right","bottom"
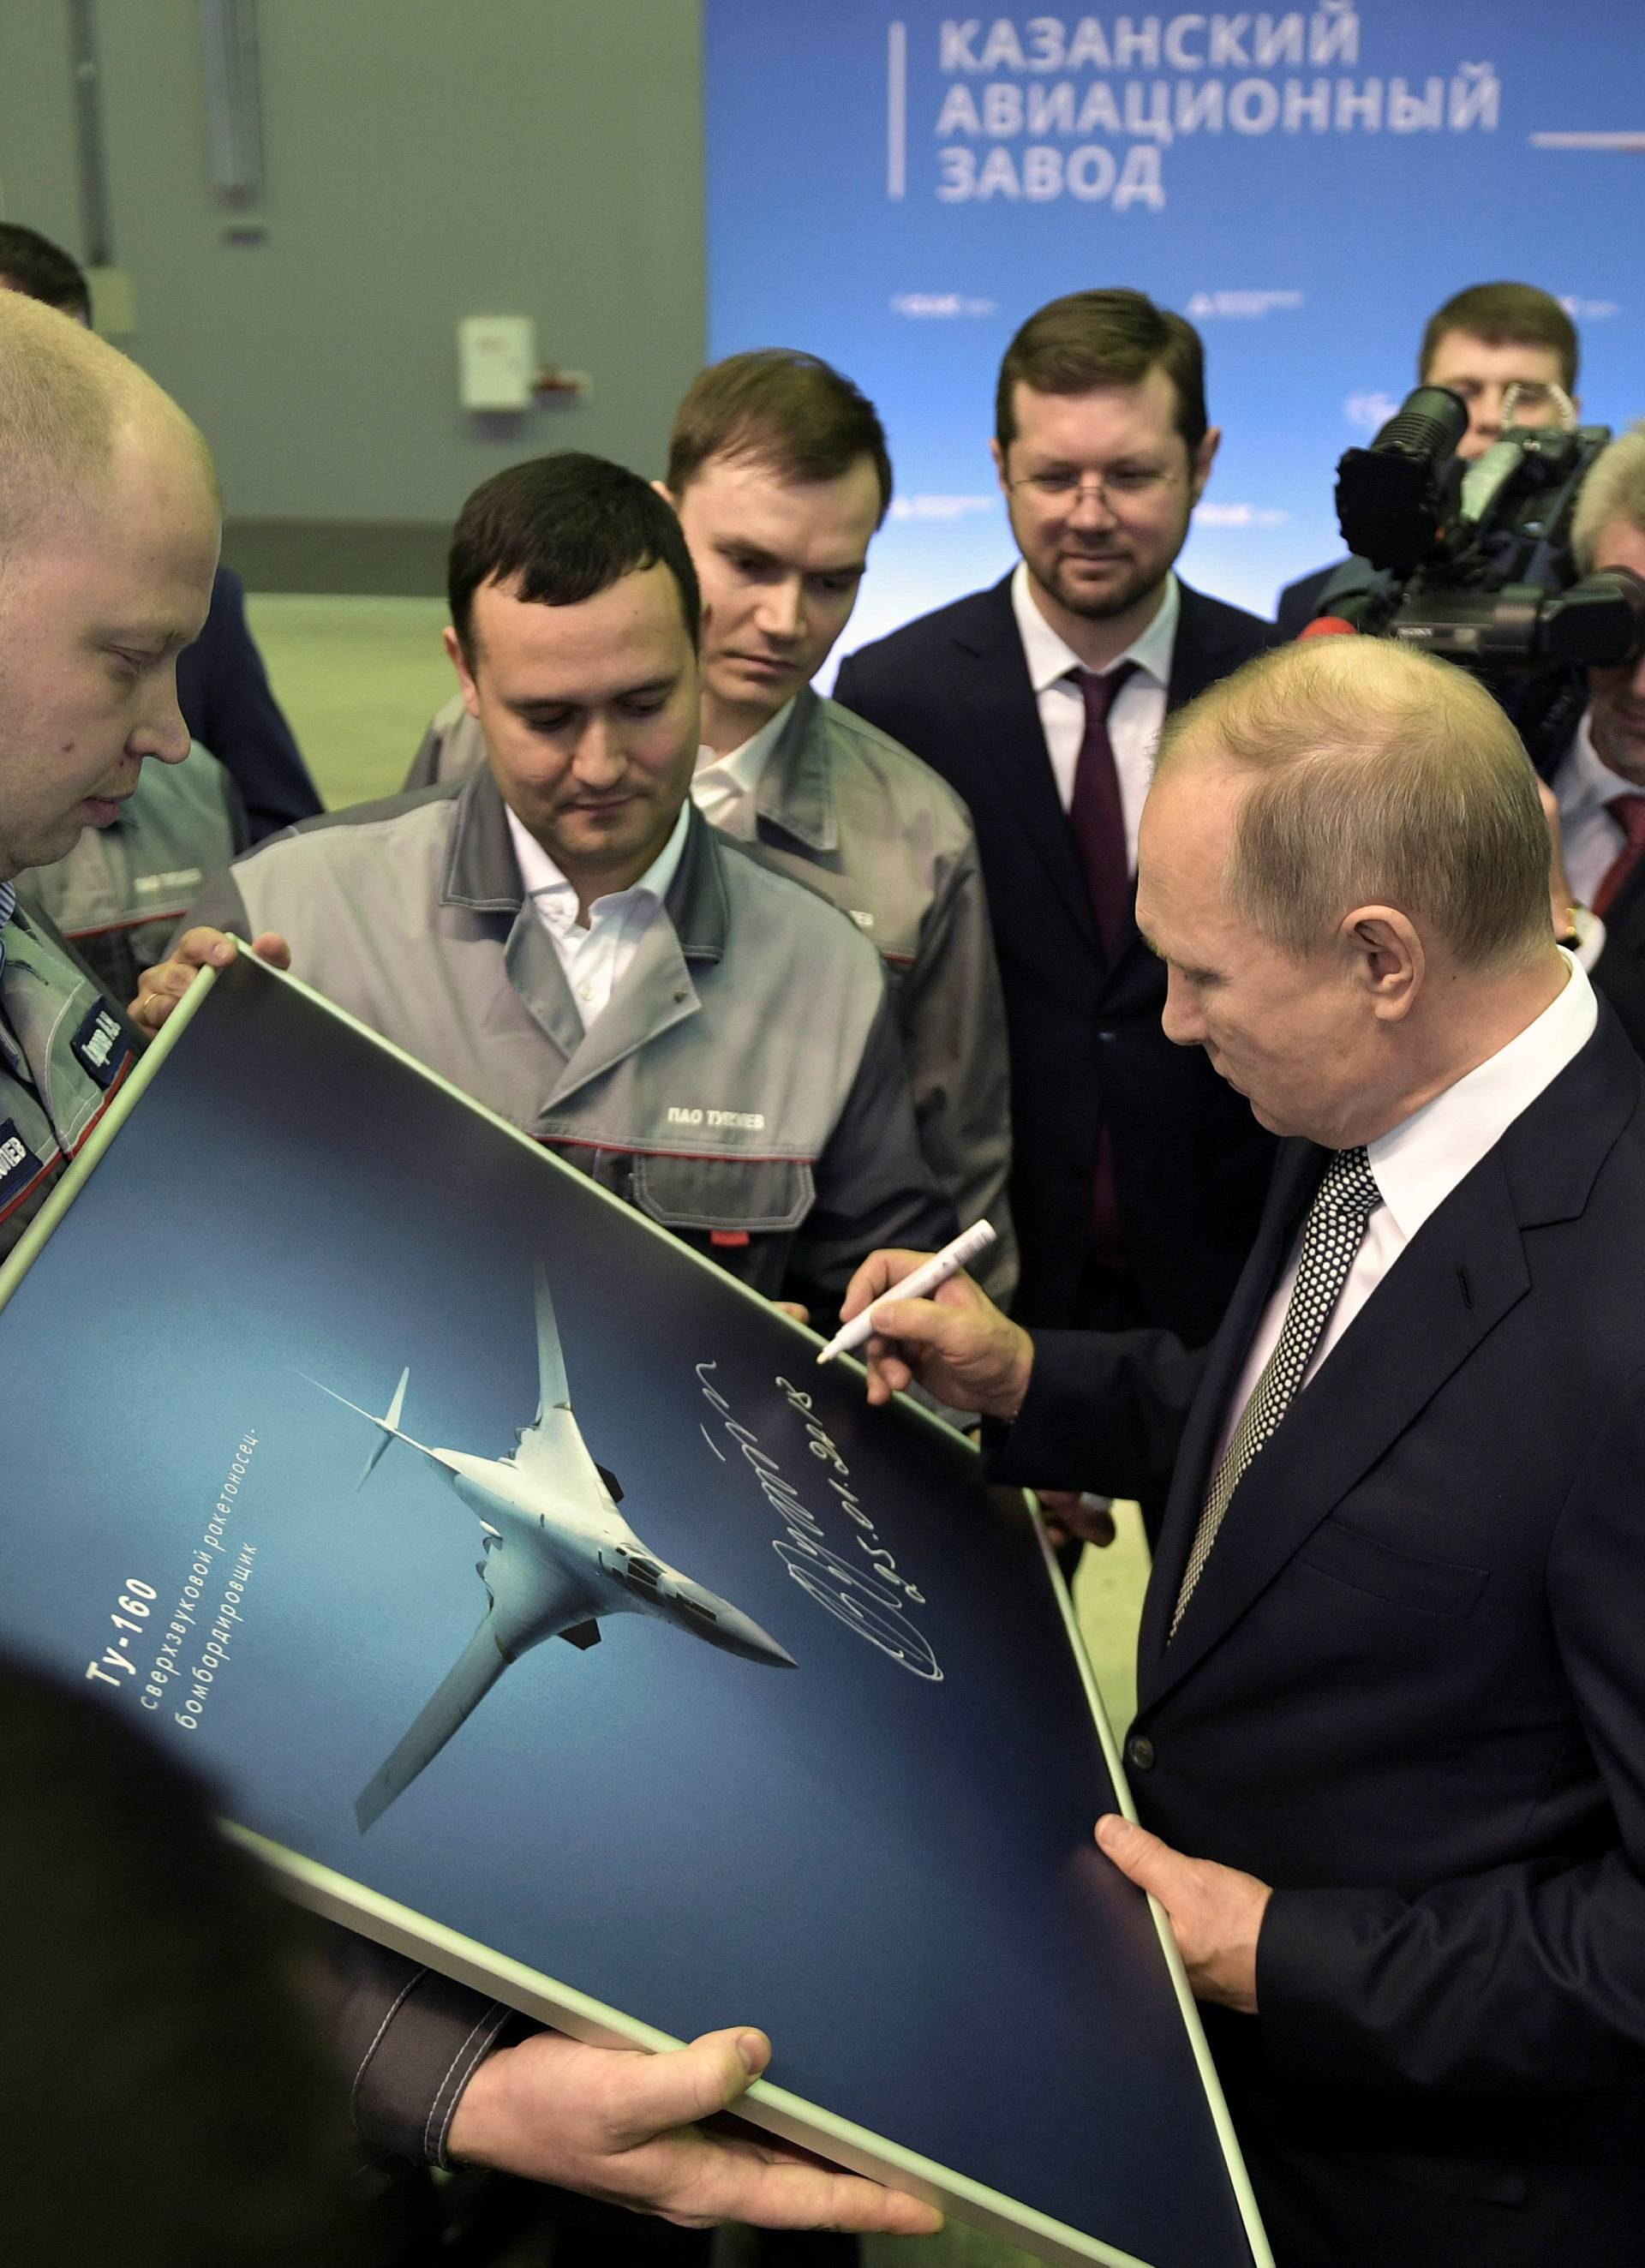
{"left": 1319, "top": 386, "right": 1645, "bottom": 771}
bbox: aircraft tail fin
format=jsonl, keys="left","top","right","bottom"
{"left": 356, "top": 1367, "right": 410, "bottom": 1489}
{"left": 532, "top": 1261, "right": 572, "bottom": 1423}
{"left": 356, "top": 1614, "right": 511, "bottom": 1832}
{"left": 304, "top": 1367, "right": 436, "bottom": 1487}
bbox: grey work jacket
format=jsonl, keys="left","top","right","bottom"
{"left": 407, "top": 687, "right": 1016, "bottom": 1302}
{"left": 16, "top": 745, "right": 243, "bottom": 1006}
{"left": 186, "top": 772, "right": 954, "bottom": 1306}
{"left": 0, "top": 903, "right": 136, "bottom": 1258}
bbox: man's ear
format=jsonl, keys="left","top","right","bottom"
{"left": 651, "top": 477, "right": 681, "bottom": 516}
{"left": 1344, "top": 906, "right": 1423, "bottom": 1022}
{"left": 1190, "top": 425, "right": 1221, "bottom": 506}
{"left": 990, "top": 437, "right": 1010, "bottom": 500}
{"left": 444, "top": 624, "right": 482, "bottom": 721}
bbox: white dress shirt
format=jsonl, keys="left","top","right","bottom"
{"left": 690, "top": 700, "right": 796, "bottom": 841}
{"left": 506, "top": 800, "right": 691, "bottom": 1032}
{"left": 1010, "top": 560, "right": 1178, "bottom": 873}
{"left": 1212, "top": 954, "right": 1599, "bottom": 1469}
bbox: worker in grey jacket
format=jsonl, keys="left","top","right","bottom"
{"left": 405, "top": 350, "right": 1015, "bottom": 1304}
{"left": 163, "top": 454, "right": 950, "bottom": 1317}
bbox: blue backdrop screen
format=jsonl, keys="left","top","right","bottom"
{"left": 706, "top": 0, "right": 1644, "bottom": 649}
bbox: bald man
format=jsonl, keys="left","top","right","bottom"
{"left": 0, "top": 296, "right": 937, "bottom": 2245}
{"left": 844, "top": 639, "right": 1645, "bottom": 2267}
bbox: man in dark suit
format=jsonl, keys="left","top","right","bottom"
{"left": 846, "top": 636, "right": 1645, "bottom": 2266}
{"left": 1543, "top": 422, "right": 1645, "bottom": 1056}
{"left": 834, "top": 289, "right": 1275, "bottom": 1359}
{"left": 1276, "top": 281, "right": 1582, "bottom": 637}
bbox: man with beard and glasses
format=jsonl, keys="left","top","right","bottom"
{"left": 834, "top": 294, "right": 1276, "bottom": 1522}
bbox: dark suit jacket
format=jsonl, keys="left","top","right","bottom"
{"left": 177, "top": 566, "right": 323, "bottom": 841}
{"left": 1274, "top": 560, "right": 1341, "bottom": 639}
{"left": 997, "top": 1004, "right": 1645, "bottom": 2265}
{"left": 834, "top": 576, "right": 1277, "bottom": 1342}
{"left": 1588, "top": 858, "right": 1645, "bottom": 1064}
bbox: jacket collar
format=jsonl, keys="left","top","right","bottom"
{"left": 441, "top": 767, "right": 729, "bottom": 962}
{"left": 754, "top": 686, "right": 838, "bottom": 855}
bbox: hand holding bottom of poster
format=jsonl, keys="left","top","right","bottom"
{"left": 446, "top": 2022, "right": 943, "bottom": 2232}
{"left": 1094, "top": 1819, "right": 1271, "bottom": 2020}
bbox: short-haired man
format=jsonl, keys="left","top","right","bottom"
{"left": 408, "top": 350, "right": 1016, "bottom": 1302}
{"left": 834, "top": 290, "right": 1276, "bottom": 1384}
{"left": 150, "top": 452, "right": 953, "bottom": 1319}
{"left": 1542, "top": 421, "right": 1645, "bottom": 1056}
{"left": 0, "top": 297, "right": 936, "bottom": 2241}
{"left": 846, "top": 637, "right": 1645, "bottom": 2266}
{"left": 1276, "top": 280, "right": 1582, "bottom": 636}
{"left": 0, "top": 219, "right": 320, "bottom": 840}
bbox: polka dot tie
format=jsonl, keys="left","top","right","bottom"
{"left": 1171, "top": 1144, "right": 1382, "bottom": 1637}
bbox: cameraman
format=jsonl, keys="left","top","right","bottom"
{"left": 1544, "top": 423, "right": 1645, "bottom": 1055}
{"left": 1277, "top": 283, "right": 1581, "bottom": 636}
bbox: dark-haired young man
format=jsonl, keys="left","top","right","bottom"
{"left": 1275, "top": 281, "right": 1582, "bottom": 637}
{"left": 408, "top": 352, "right": 1015, "bottom": 1299}
{"left": 834, "top": 291, "right": 1275, "bottom": 1394}
{"left": 150, "top": 452, "right": 952, "bottom": 1319}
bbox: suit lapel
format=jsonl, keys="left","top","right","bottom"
{"left": 1137, "top": 1140, "right": 1322, "bottom": 1667}
{"left": 1167, "top": 584, "right": 1259, "bottom": 710}
{"left": 1137, "top": 1011, "right": 1642, "bottom": 1712}
{"left": 1144, "top": 1154, "right": 1531, "bottom": 1706}
{"left": 948, "top": 579, "right": 1100, "bottom": 955}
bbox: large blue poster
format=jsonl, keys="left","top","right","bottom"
{"left": 706, "top": 0, "right": 1643, "bottom": 644}
{"left": 0, "top": 959, "right": 1267, "bottom": 2267}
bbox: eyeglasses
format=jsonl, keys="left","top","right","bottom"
{"left": 1008, "top": 466, "right": 1181, "bottom": 509}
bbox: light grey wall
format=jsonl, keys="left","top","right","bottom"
{"left": 0, "top": 0, "right": 704, "bottom": 574}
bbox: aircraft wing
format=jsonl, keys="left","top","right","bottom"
{"left": 529, "top": 1261, "right": 571, "bottom": 1426}
{"left": 356, "top": 1535, "right": 593, "bottom": 1831}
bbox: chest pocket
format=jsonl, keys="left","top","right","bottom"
{"left": 1295, "top": 1516, "right": 1490, "bottom": 1619}
{"left": 631, "top": 1152, "right": 815, "bottom": 1236}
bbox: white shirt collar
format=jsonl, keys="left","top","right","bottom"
{"left": 505, "top": 797, "right": 691, "bottom": 928}
{"left": 1367, "top": 953, "right": 1598, "bottom": 1243}
{"left": 1010, "top": 558, "right": 1180, "bottom": 697}
{"left": 693, "top": 697, "right": 797, "bottom": 799}
{"left": 1555, "top": 705, "right": 1642, "bottom": 824}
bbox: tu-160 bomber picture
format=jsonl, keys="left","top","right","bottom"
{"left": 312, "top": 1263, "right": 795, "bottom": 1829}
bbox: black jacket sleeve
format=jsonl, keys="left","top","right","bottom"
{"left": 787, "top": 993, "right": 955, "bottom": 1313}
{"left": 178, "top": 567, "right": 324, "bottom": 841}
{"left": 325, "top": 1927, "right": 523, "bottom": 2165}
{"left": 984, "top": 1325, "right": 1209, "bottom": 1505}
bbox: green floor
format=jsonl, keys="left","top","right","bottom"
{"left": 247, "top": 589, "right": 1153, "bottom": 2268}
{"left": 245, "top": 593, "right": 457, "bottom": 811}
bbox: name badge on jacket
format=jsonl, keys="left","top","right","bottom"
{"left": 70, "top": 1002, "right": 132, "bottom": 1091}
{"left": 0, "top": 1117, "right": 50, "bottom": 1209}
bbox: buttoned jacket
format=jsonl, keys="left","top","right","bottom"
{"left": 994, "top": 1007, "right": 1645, "bottom": 2259}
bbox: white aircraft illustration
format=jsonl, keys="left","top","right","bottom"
{"left": 312, "top": 1262, "right": 795, "bottom": 1830}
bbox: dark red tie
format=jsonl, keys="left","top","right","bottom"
{"left": 1069, "top": 663, "right": 1138, "bottom": 957}
{"left": 1069, "top": 663, "right": 1137, "bottom": 1274}
{"left": 1593, "top": 796, "right": 1645, "bottom": 919}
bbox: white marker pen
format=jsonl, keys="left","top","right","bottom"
{"left": 815, "top": 1219, "right": 997, "bottom": 1367}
